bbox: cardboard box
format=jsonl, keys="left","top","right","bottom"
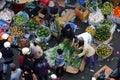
{"left": 94, "top": 65, "right": 113, "bottom": 78}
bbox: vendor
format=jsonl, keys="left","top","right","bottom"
{"left": 76, "top": 40, "right": 95, "bottom": 71}
{"left": 47, "top": 0, "right": 61, "bottom": 16}
{"left": 57, "top": 24, "right": 75, "bottom": 44}
{"left": 77, "top": 32, "right": 93, "bottom": 45}
{"left": 63, "top": 22, "right": 77, "bottom": 32}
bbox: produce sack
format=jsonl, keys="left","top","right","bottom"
{"left": 74, "top": 8, "right": 89, "bottom": 21}
{"left": 62, "top": 9, "right": 76, "bottom": 22}
{"left": 0, "top": 8, "right": 14, "bottom": 23}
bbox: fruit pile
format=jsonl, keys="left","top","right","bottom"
{"left": 37, "top": 26, "right": 51, "bottom": 37}
{"left": 14, "top": 15, "right": 28, "bottom": 25}
{"left": 10, "top": 26, "right": 25, "bottom": 37}
{"left": 99, "top": 2, "right": 114, "bottom": 15}
{"left": 113, "top": 6, "right": 120, "bottom": 17}
{"left": 25, "top": 19, "right": 39, "bottom": 31}
{"left": 97, "top": 44, "right": 112, "bottom": 58}
{"left": 85, "top": 26, "right": 95, "bottom": 36}
{"left": 94, "top": 26, "right": 111, "bottom": 41}
{"left": 100, "top": 19, "right": 114, "bottom": 28}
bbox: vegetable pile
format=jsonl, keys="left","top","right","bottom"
{"left": 14, "top": 15, "right": 28, "bottom": 25}
{"left": 99, "top": 2, "right": 114, "bottom": 15}
{"left": 96, "top": 44, "right": 112, "bottom": 58}
{"left": 100, "top": 19, "right": 114, "bottom": 28}
{"left": 25, "top": 19, "right": 39, "bottom": 31}
{"left": 40, "top": 43, "right": 48, "bottom": 51}
{"left": 10, "top": 26, "right": 25, "bottom": 37}
{"left": 94, "top": 26, "right": 111, "bottom": 41}
{"left": 37, "top": 26, "right": 51, "bottom": 37}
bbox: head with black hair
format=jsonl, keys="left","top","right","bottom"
{"left": 57, "top": 49, "right": 63, "bottom": 55}
{"left": 64, "top": 24, "right": 72, "bottom": 32}
{"left": 33, "top": 41, "right": 38, "bottom": 46}
{"left": 78, "top": 40, "right": 84, "bottom": 47}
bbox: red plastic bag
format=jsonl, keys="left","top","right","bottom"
{"left": 40, "top": 0, "right": 50, "bottom": 6}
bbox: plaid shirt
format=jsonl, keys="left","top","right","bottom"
{"left": 55, "top": 54, "right": 65, "bottom": 67}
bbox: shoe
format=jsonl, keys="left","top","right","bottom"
{"left": 90, "top": 69, "right": 94, "bottom": 72}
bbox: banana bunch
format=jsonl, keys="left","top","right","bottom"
{"left": 100, "top": 2, "right": 114, "bottom": 15}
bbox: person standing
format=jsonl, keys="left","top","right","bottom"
{"left": 10, "top": 63, "right": 22, "bottom": 80}
{"left": 0, "top": 52, "right": 5, "bottom": 80}
{"left": 30, "top": 41, "right": 43, "bottom": 59}
{"left": 18, "top": 47, "right": 30, "bottom": 71}
{"left": 1, "top": 41, "right": 14, "bottom": 75}
{"left": 35, "top": 55, "right": 50, "bottom": 80}
{"left": 55, "top": 49, "right": 65, "bottom": 80}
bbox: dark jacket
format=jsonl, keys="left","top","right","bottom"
{"left": 1, "top": 48, "right": 14, "bottom": 64}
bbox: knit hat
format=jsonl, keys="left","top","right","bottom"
{"left": 48, "top": 1, "right": 55, "bottom": 7}
{"left": 4, "top": 41, "right": 11, "bottom": 48}
{"left": 2, "top": 33, "right": 9, "bottom": 40}
{"left": 22, "top": 47, "right": 31, "bottom": 55}
{"left": 50, "top": 74, "right": 57, "bottom": 80}
{"left": 0, "top": 52, "right": 2, "bottom": 59}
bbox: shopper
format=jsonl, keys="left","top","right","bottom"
{"left": 1, "top": 41, "right": 14, "bottom": 74}
{"left": 0, "top": 52, "right": 5, "bottom": 80}
{"left": 77, "top": 40, "right": 95, "bottom": 71}
{"left": 10, "top": 63, "right": 22, "bottom": 80}
{"left": 18, "top": 47, "right": 30, "bottom": 71}
{"left": 35, "top": 55, "right": 50, "bottom": 80}
{"left": 21, "top": 65, "right": 37, "bottom": 80}
{"left": 55, "top": 49, "right": 65, "bottom": 80}
{"left": 24, "top": 53, "right": 35, "bottom": 71}
{"left": 30, "top": 41, "right": 43, "bottom": 59}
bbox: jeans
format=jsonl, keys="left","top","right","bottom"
{"left": 56, "top": 66, "right": 64, "bottom": 77}
{"left": 86, "top": 55, "right": 95, "bottom": 69}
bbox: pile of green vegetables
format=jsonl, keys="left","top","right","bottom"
{"left": 14, "top": 15, "right": 28, "bottom": 25}
{"left": 100, "top": 19, "right": 114, "bottom": 28}
{"left": 94, "top": 26, "right": 111, "bottom": 41}
{"left": 37, "top": 26, "right": 51, "bottom": 37}
{"left": 25, "top": 19, "right": 39, "bottom": 31}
